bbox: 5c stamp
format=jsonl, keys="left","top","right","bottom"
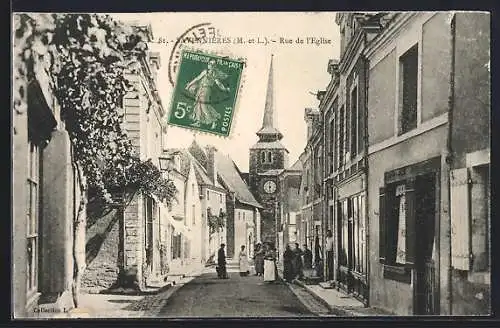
{"left": 168, "top": 50, "right": 244, "bottom": 137}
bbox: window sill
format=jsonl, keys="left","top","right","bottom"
{"left": 368, "top": 113, "right": 448, "bottom": 155}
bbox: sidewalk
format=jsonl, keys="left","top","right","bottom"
{"left": 33, "top": 264, "right": 209, "bottom": 319}
{"left": 294, "top": 280, "right": 392, "bottom": 316}
{"left": 276, "top": 264, "right": 392, "bottom": 316}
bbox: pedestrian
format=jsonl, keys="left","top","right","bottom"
{"left": 325, "top": 230, "right": 334, "bottom": 281}
{"left": 253, "top": 243, "right": 265, "bottom": 276}
{"left": 293, "top": 243, "right": 304, "bottom": 280}
{"left": 283, "top": 244, "right": 294, "bottom": 282}
{"left": 217, "top": 243, "right": 228, "bottom": 279}
{"left": 263, "top": 243, "right": 277, "bottom": 283}
{"left": 302, "top": 243, "right": 313, "bottom": 270}
{"left": 239, "top": 245, "right": 250, "bottom": 277}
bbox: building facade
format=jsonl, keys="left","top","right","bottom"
{"left": 277, "top": 159, "right": 302, "bottom": 261}
{"left": 115, "top": 25, "right": 170, "bottom": 290}
{"left": 365, "top": 12, "right": 490, "bottom": 315}
{"left": 319, "top": 13, "right": 385, "bottom": 304}
{"left": 187, "top": 141, "right": 228, "bottom": 262}
{"left": 299, "top": 108, "right": 324, "bottom": 267}
{"left": 159, "top": 150, "right": 201, "bottom": 276}
{"left": 13, "top": 23, "right": 75, "bottom": 316}
{"left": 248, "top": 56, "right": 289, "bottom": 246}
{"left": 215, "top": 148, "right": 262, "bottom": 258}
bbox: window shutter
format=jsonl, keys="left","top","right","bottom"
{"left": 405, "top": 179, "right": 416, "bottom": 267}
{"left": 450, "top": 168, "right": 471, "bottom": 270}
{"left": 379, "top": 187, "right": 386, "bottom": 263}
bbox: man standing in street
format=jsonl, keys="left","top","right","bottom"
{"left": 325, "top": 230, "right": 334, "bottom": 281}
{"left": 217, "top": 243, "right": 228, "bottom": 279}
{"left": 302, "top": 244, "right": 313, "bottom": 270}
{"left": 293, "top": 243, "right": 304, "bottom": 280}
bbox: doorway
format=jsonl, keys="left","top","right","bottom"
{"left": 414, "top": 172, "right": 438, "bottom": 315}
{"left": 337, "top": 194, "right": 368, "bottom": 302}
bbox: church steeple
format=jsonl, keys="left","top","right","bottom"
{"left": 257, "top": 55, "right": 283, "bottom": 142}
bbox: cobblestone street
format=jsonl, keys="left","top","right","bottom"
{"left": 153, "top": 266, "right": 333, "bottom": 318}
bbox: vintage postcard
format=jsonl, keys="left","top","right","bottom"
{"left": 11, "top": 11, "right": 491, "bottom": 319}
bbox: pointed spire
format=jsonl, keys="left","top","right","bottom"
{"left": 257, "top": 54, "right": 283, "bottom": 141}
{"left": 262, "top": 54, "right": 275, "bottom": 129}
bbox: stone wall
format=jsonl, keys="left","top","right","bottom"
{"left": 82, "top": 209, "right": 120, "bottom": 291}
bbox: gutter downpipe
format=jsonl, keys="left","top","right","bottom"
{"left": 445, "top": 12, "right": 457, "bottom": 315}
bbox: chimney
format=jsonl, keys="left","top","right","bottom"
{"left": 205, "top": 146, "right": 218, "bottom": 185}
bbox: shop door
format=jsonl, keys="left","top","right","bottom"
{"left": 337, "top": 196, "right": 368, "bottom": 302}
{"left": 414, "top": 173, "right": 438, "bottom": 315}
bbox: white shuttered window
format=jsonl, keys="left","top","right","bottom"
{"left": 450, "top": 168, "right": 470, "bottom": 270}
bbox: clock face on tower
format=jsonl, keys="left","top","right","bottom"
{"left": 263, "top": 180, "right": 277, "bottom": 194}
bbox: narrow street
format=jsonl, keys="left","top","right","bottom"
{"left": 156, "top": 261, "right": 328, "bottom": 317}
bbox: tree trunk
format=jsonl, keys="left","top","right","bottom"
{"left": 72, "top": 164, "right": 87, "bottom": 308}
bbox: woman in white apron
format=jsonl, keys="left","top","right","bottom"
{"left": 263, "top": 244, "right": 277, "bottom": 282}
{"left": 239, "top": 245, "right": 250, "bottom": 277}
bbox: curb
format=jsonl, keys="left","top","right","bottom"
{"left": 292, "top": 280, "right": 357, "bottom": 317}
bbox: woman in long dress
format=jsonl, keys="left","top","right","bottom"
{"left": 239, "top": 245, "right": 250, "bottom": 277}
{"left": 254, "top": 243, "right": 264, "bottom": 276}
{"left": 263, "top": 244, "right": 277, "bottom": 283}
{"left": 185, "top": 59, "right": 230, "bottom": 129}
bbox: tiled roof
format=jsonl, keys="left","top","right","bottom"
{"left": 288, "top": 158, "right": 303, "bottom": 171}
{"left": 215, "top": 150, "right": 262, "bottom": 209}
{"left": 188, "top": 140, "right": 208, "bottom": 170}
{"left": 184, "top": 150, "right": 213, "bottom": 187}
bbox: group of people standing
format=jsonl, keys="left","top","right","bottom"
{"left": 216, "top": 242, "right": 279, "bottom": 282}
{"left": 282, "top": 243, "right": 313, "bottom": 282}
{"left": 217, "top": 236, "right": 330, "bottom": 284}
{"left": 253, "top": 242, "right": 278, "bottom": 282}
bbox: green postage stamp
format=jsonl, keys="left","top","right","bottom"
{"left": 168, "top": 50, "right": 245, "bottom": 137}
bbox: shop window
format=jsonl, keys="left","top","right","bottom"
{"left": 378, "top": 182, "right": 413, "bottom": 283}
{"left": 379, "top": 171, "right": 437, "bottom": 284}
{"left": 399, "top": 44, "right": 419, "bottom": 135}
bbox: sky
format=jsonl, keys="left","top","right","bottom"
{"left": 113, "top": 12, "right": 340, "bottom": 172}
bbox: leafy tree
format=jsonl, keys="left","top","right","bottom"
{"left": 13, "top": 13, "right": 176, "bottom": 308}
